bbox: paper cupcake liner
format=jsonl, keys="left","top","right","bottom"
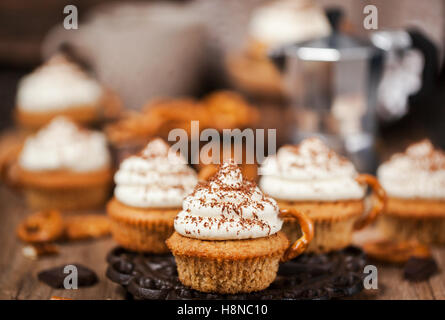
{"left": 24, "top": 185, "right": 109, "bottom": 210}
{"left": 109, "top": 219, "right": 174, "bottom": 253}
{"left": 107, "top": 198, "right": 179, "bottom": 253}
{"left": 378, "top": 214, "right": 445, "bottom": 244}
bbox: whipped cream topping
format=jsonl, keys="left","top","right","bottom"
{"left": 248, "top": 0, "right": 331, "bottom": 48}
{"left": 16, "top": 55, "right": 103, "bottom": 112}
{"left": 174, "top": 160, "right": 282, "bottom": 240}
{"left": 19, "top": 117, "right": 110, "bottom": 172}
{"left": 259, "top": 138, "right": 365, "bottom": 201}
{"left": 377, "top": 140, "right": 445, "bottom": 199}
{"left": 114, "top": 138, "right": 198, "bottom": 208}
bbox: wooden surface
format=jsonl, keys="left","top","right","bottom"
{"left": 0, "top": 184, "right": 444, "bottom": 300}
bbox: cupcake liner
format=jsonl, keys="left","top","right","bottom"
{"left": 109, "top": 219, "right": 174, "bottom": 253}
{"left": 378, "top": 214, "right": 445, "bottom": 244}
{"left": 174, "top": 254, "right": 281, "bottom": 294}
{"left": 107, "top": 198, "right": 179, "bottom": 253}
{"left": 24, "top": 185, "right": 109, "bottom": 210}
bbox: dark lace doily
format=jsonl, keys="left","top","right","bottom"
{"left": 106, "top": 246, "right": 367, "bottom": 300}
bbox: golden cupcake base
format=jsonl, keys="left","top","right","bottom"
{"left": 166, "top": 232, "right": 289, "bottom": 294}
{"left": 378, "top": 197, "right": 445, "bottom": 244}
{"left": 107, "top": 198, "right": 178, "bottom": 253}
{"left": 18, "top": 167, "right": 112, "bottom": 210}
{"left": 15, "top": 104, "right": 100, "bottom": 131}
{"left": 24, "top": 186, "right": 109, "bottom": 211}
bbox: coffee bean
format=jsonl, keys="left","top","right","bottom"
{"left": 38, "top": 263, "right": 98, "bottom": 288}
{"left": 404, "top": 257, "right": 439, "bottom": 282}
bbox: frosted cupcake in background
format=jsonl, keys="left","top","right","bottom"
{"left": 15, "top": 54, "right": 119, "bottom": 131}
{"left": 226, "top": 0, "right": 330, "bottom": 98}
{"left": 377, "top": 140, "right": 445, "bottom": 244}
{"left": 259, "top": 138, "right": 386, "bottom": 253}
{"left": 107, "top": 138, "right": 198, "bottom": 253}
{"left": 17, "top": 117, "right": 112, "bottom": 210}
{"left": 167, "top": 160, "right": 313, "bottom": 294}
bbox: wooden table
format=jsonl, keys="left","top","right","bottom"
{"left": 1, "top": 184, "right": 444, "bottom": 300}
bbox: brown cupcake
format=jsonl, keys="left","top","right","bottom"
{"left": 259, "top": 138, "right": 386, "bottom": 253}
{"left": 225, "top": 0, "right": 330, "bottom": 99}
{"left": 107, "top": 138, "right": 198, "bottom": 253}
{"left": 167, "top": 232, "right": 289, "bottom": 294}
{"left": 167, "top": 160, "right": 313, "bottom": 294}
{"left": 377, "top": 140, "right": 445, "bottom": 244}
{"left": 16, "top": 117, "right": 112, "bottom": 210}
{"left": 15, "top": 54, "right": 120, "bottom": 131}
{"left": 18, "top": 168, "right": 112, "bottom": 210}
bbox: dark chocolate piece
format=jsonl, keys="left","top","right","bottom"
{"left": 106, "top": 246, "right": 366, "bottom": 300}
{"left": 38, "top": 263, "right": 98, "bottom": 288}
{"left": 404, "top": 257, "right": 439, "bottom": 282}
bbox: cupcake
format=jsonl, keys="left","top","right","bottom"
{"left": 259, "top": 138, "right": 386, "bottom": 253}
{"left": 15, "top": 55, "right": 108, "bottom": 130}
{"left": 166, "top": 160, "right": 313, "bottom": 294}
{"left": 226, "top": 0, "right": 330, "bottom": 98}
{"left": 377, "top": 140, "right": 445, "bottom": 244}
{"left": 107, "top": 138, "right": 198, "bottom": 253}
{"left": 17, "top": 117, "right": 112, "bottom": 210}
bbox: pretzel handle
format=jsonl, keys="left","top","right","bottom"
{"left": 279, "top": 209, "right": 314, "bottom": 262}
{"left": 353, "top": 174, "right": 387, "bottom": 230}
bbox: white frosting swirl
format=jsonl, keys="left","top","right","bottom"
{"left": 16, "top": 55, "right": 103, "bottom": 112}
{"left": 248, "top": 0, "right": 331, "bottom": 48}
{"left": 114, "top": 138, "right": 198, "bottom": 208}
{"left": 259, "top": 138, "right": 365, "bottom": 201}
{"left": 19, "top": 116, "right": 110, "bottom": 172}
{"left": 174, "top": 160, "right": 282, "bottom": 240}
{"left": 377, "top": 140, "right": 445, "bottom": 199}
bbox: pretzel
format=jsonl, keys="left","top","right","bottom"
{"left": 64, "top": 214, "right": 111, "bottom": 240}
{"left": 354, "top": 174, "right": 387, "bottom": 230}
{"left": 17, "top": 210, "right": 64, "bottom": 243}
{"left": 362, "top": 240, "right": 431, "bottom": 264}
{"left": 22, "top": 243, "right": 59, "bottom": 260}
{"left": 279, "top": 208, "right": 314, "bottom": 262}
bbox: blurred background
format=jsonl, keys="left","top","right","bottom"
{"left": 1, "top": 0, "right": 445, "bottom": 172}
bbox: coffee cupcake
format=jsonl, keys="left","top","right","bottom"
{"left": 107, "top": 138, "right": 197, "bottom": 253}
{"left": 17, "top": 117, "right": 112, "bottom": 210}
{"left": 377, "top": 140, "right": 445, "bottom": 244}
{"left": 259, "top": 138, "right": 386, "bottom": 253}
{"left": 166, "top": 160, "right": 313, "bottom": 294}
{"left": 15, "top": 55, "right": 106, "bottom": 130}
{"left": 226, "top": 0, "right": 330, "bottom": 98}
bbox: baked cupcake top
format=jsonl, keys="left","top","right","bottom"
{"left": 19, "top": 116, "right": 110, "bottom": 172}
{"left": 259, "top": 137, "right": 365, "bottom": 201}
{"left": 114, "top": 138, "right": 197, "bottom": 208}
{"left": 377, "top": 139, "right": 445, "bottom": 199}
{"left": 248, "top": 0, "right": 330, "bottom": 48}
{"left": 174, "top": 160, "right": 282, "bottom": 240}
{"left": 16, "top": 55, "right": 103, "bottom": 112}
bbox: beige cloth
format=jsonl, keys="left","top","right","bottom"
{"left": 41, "top": 0, "right": 444, "bottom": 110}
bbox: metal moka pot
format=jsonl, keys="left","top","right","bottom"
{"left": 269, "top": 9, "right": 439, "bottom": 172}
{"left": 270, "top": 29, "right": 384, "bottom": 172}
